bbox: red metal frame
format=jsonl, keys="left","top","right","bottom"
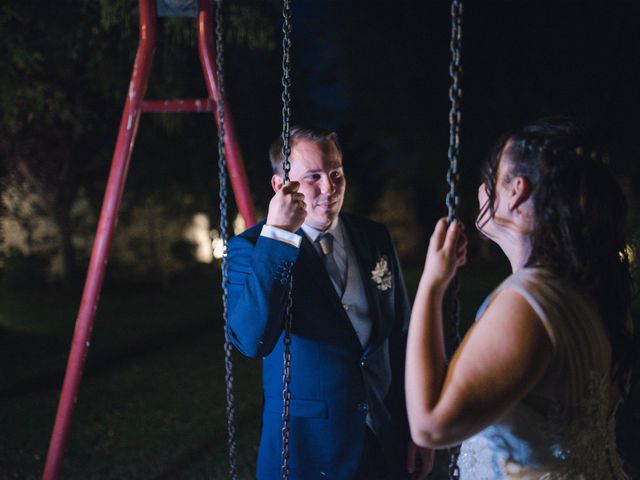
{"left": 196, "top": 1, "right": 255, "bottom": 223}
{"left": 42, "top": 1, "right": 255, "bottom": 478}
{"left": 142, "top": 98, "right": 215, "bottom": 112}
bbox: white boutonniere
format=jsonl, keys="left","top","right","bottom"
{"left": 371, "top": 255, "right": 392, "bottom": 291}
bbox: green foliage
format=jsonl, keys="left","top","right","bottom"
{"left": 98, "top": 0, "right": 138, "bottom": 34}
{"left": 0, "top": 1, "right": 132, "bottom": 131}
{"left": 0, "top": 0, "right": 140, "bottom": 281}
{"left": 226, "top": 3, "right": 277, "bottom": 52}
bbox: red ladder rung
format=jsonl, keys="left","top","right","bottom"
{"left": 142, "top": 98, "right": 215, "bottom": 113}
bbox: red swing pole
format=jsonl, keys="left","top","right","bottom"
{"left": 197, "top": 0, "right": 255, "bottom": 227}
{"left": 42, "top": 2, "right": 157, "bottom": 478}
{"left": 43, "top": 1, "right": 255, "bottom": 478}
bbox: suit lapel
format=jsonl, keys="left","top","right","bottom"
{"left": 340, "top": 214, "right": 384, "bottom": 349}
{"left": 297, "top": 233, "right": 349, "bottom": 318}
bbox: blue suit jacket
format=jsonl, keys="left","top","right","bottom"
{"left": 227, "top": 213, "right": 410, "bottom": 479}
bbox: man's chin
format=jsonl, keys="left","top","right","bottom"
{"left": 307, "top": 213, "right": 339, "bottom": 231}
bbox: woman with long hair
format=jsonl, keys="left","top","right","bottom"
{"left": 405, "top": 119, "right": 634, "bottom": 478}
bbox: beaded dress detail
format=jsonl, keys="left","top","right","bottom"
{"left": 458, "top": 268, "right": 629, "bottom": 479}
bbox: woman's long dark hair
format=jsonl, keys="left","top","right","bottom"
{"left": 480, "top": 119, "right": 635, "bottom": 389}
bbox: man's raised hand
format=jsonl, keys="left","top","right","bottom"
{"left": 266, "top": 181, "right": 307, "bottom": 232}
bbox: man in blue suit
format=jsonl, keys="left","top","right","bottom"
{"left": 227, "top": 127, "right": 433, "bottom": 479}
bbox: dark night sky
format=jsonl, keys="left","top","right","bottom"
{"left": 72, "top": 0, "right": 639, "bottom": 230}
{"left": 224, "top": 1, "right": 640, "bottom": 220}
{"left": 291, "top": 1, "right": 640, "bottom": 155}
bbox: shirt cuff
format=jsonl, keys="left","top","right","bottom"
{"left": 260, "top": 225, "right": 302, "bottom": 248}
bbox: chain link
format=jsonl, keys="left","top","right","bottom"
{"left": 279, "top": 1, "right": 294, "bottom": 479}
{"left": 446, "top": 1, "right": 463, "bottom": 479}
{"left": 448, "top": 443, "right": 462, "bottom": 480}
{"left": 281, "top": 0, "right": 293, "bottom": 183}
{"left": 446, "top": 0, "right": 463, "bottom": 224}
{"left": 281, "top": 280, "right": 294, "bottom": 480}
{"left": 214, "top": 1, "right": 238, "bottom": 478}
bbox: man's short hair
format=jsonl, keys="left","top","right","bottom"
{"left": 269, "top": 126, "right": 342, "bottom": 174}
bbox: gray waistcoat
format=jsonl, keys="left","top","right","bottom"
{"left": 340, "top": 252, "right": 373, "bottom": 349}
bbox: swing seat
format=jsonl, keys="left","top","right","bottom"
{"left": 157, "top": 0, "right": 197, "bottom": 17}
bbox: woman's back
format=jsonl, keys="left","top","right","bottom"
{"left": 459, "top": 267, "right": 628, "bottom": 479}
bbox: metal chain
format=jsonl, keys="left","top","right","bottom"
{"left": 448, "top": 443, "right": 462, "bottom": 480}
{"left": 446, "top": 0, "right": 463, "bottom": 224}
{"left": 281, "top": 0, "right": 293, "bottom": 182}
{"left": 279, "top": 1, "right": 294, "bottom": 479}
{"left": 215, "top": 1, "right": 238, "bottom": 478}
{"left": 446, "top": 1, "right": 463, "bottom": 479}
{"left": 281, "top": 281, "right": 294, "bottom": 480}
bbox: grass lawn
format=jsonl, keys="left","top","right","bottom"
{"left": 1, "top": 260, "right": 638, "bottom": 479}
{"left": 1, "top": 271, "right": 262, "bottom": 479}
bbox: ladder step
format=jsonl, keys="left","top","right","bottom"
{"left": 142, "top": 98, "right": 214, "bottom": 113}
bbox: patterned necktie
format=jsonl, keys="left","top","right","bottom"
{"left": 317, "top": 233, "right": 345, "bottom": 295}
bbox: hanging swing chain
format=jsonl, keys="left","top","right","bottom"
{"left": 281, "top": 281, "right": 294, "bottom": 480}
{"left": 215, "top": 1, "right": 238, "bottom": 479}
{"left": 280, "top": 1, "right": 294, "bottom": 479}
{"left": 446, "top": 1, "right": 463, "bottom": 480}
{"left": 281, "top": 0, "right": 293, "bottom": 183}
{"left": 446, "top": 0, "right": 463, "bottom": 225}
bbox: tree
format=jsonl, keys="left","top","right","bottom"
{"left": 0, "top": 1, "right": 139, "bottom": 282}
{"left": 0, "top": 0, "right": 288, "bottom": 284}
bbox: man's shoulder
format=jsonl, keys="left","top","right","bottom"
{"left": 341, "top": 212, "right": 390, "bottom": 237}
{"left": 230, "top": 220, "right": 266, "bottom": 244}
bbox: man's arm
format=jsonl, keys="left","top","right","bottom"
{"left": 226, "top": 232, "right": 300, "bottom": 358}
{"left": 226, "top": 181, "right": 307, "bottom": 358}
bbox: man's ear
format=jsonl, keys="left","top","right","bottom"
{"left": 271, "top": 174, "right": 284, "bottom": 193}
{"left": 509, "top": 176, "right": 532, "bottom": 211}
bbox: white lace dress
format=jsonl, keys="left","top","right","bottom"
{"left": 459, "top": 268, "right": 629, "bottom": 479}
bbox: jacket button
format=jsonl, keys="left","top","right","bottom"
{"left": 357, "top": 402, "right": 368, "bottom": 413}
{"left": 360, "top": 359, "right": 366, "bottom": 367}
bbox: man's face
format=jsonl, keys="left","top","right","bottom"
{"left": 272, "top": 139, "right": 346, "bottom": 231}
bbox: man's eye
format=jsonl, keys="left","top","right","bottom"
{"left": 305, "top": 174, "right": 321, "bottom": 182}
{"left": 331, "top": 171, "right": 343, "bottom": 178}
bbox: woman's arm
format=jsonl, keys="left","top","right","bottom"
{"left": 405, "top": 219, "right": 553, "bottom": 448}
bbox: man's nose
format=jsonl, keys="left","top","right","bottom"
{"left": 320, "top": 175, "right": 335, "bottom": 194}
